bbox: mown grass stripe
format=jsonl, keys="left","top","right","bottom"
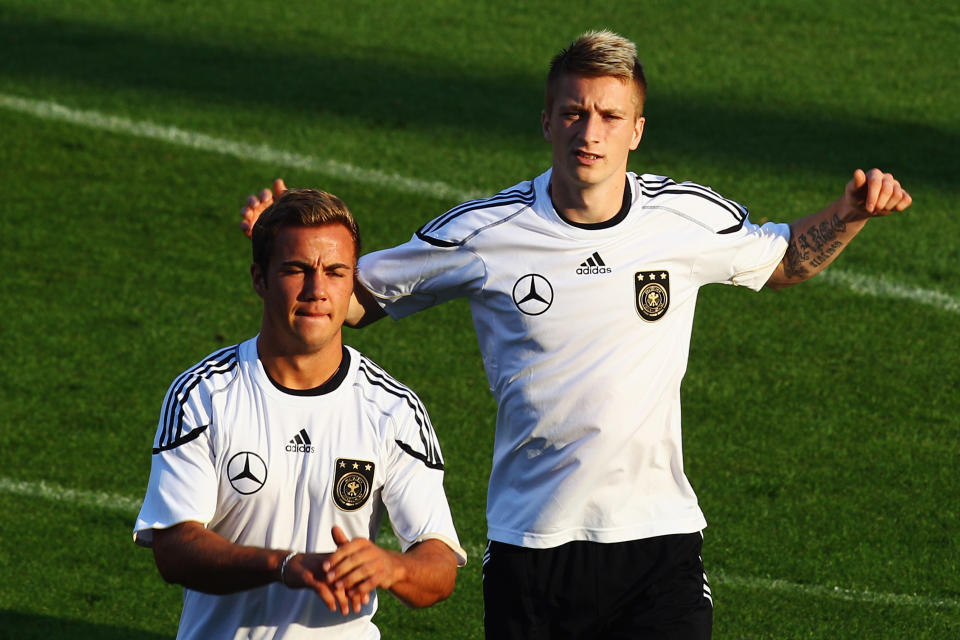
{"left": 2, "top": 475, "right": 957, "bottom": 611}
{"left": 2, "top": 92, "right": 958, "bottom": 316}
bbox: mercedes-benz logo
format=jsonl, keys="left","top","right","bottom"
{"left": 227, "top": 451, "right": 268, "bottom": 495}
{"left": 512, "top": 274, "right": 553, "bottom": 316}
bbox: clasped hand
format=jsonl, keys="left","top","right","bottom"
{"left": 281, "top": 525, "right": 402, "bottom": 616}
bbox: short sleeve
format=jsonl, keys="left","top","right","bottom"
{"left": 379, "top": 394, "right": 467, "bottom": 566}
{"left": 133, "top": 381, "right": 220, "bottom": 547}
{"left": 357, "top": 236, "right": 485, "bottom": 320}
{"left": 694, "top": 217, "right": 790, "bottom": 291}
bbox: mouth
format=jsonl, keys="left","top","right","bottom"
{"left": 575, "top": 150, "right": 602, "bottom": 163}
{"left": 295, "top": 310, "right": 329, "bottom": 319}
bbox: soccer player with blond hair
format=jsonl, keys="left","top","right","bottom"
{"left": 241, "top": 31, "right": 911, "bottom": 639}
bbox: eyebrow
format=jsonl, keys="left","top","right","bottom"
{"left": 560, "top": 100, "right": 627, "bottom": 116}
{"left": 279, "top": 260, "right": 354, "bottom": 271}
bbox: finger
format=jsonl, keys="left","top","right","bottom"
{"left": 324, "top": 545, "right": 365, "bottom": 581}
{"left": 328, "top": 585, "right": 353, "bottom": 616}
{"left": 346, "top": 572, "right": 382, "bottom": 597}
{"left": 259, "top": 188, "right": 274, "bottom": 205}
{"left": 862, "top": 169, "right": 882, "bottom": 213}
{"left": 314, "top": 580, "right": 339, "bottom": 612}
{"left": 324, "top": 534, "right": 370, "bottom": 574}
{"left": 311, "top": 577, "right": 351, "bottom": 615}
{"left": 349, "top": 590, "right": 366, "bottom": 613}
{"left": 852, "top": 168, "right": 867, "bottom": 189}
{"left": 878, "top": 174, "right": 912, "bottom": 214}
{"left": 335, "top": 586, "right": 352, "bottom": 615}
{"left": 845, "top": 168, "right": 867, "bottom": 207}
{"left": 331, "top": 525, "right": 350, "bottom": 546}
{"left": 895, "top": 189, "right": 913, "bottom": 211}
{"left": 273, "top": 178, "right": 288, "bottom": 197}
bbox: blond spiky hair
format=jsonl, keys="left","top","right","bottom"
{"left": 545, "top": 30, "right": 647, "bottom": 116}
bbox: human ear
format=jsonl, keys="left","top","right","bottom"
{"left": 251, "top": 263, "right": 267, "bottom": 299}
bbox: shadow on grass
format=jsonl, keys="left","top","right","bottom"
{"left": 0, "top": 610, "right": 170, "bottom": 640}
{"left": 0, "top": 8, "right": 955, "bottom": 190}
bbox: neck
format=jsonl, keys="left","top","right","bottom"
{"left": 256, "top": 334, "right": 344, "bottom": 390}
{"left": 549, "top": 174, "right": 628, "bottom": 225}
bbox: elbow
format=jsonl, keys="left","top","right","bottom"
{"left": 764, "top": 278, "right": 792, "bottom": 290}
{"left": 402, "top": 583, "right": 455, "bottom": 609}
{"left": 395, "top": 563, "right": 458, "bottom": 609}
{"left": 153, "top": 547, "right": 185, "bottom": 585}
{"left": 423, "top": 577, "right": 456, "bottom": 608}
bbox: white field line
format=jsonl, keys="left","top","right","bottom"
{"left": 3, "top": 475, "right": 959, "bottom": 611}
{"left": 817, "top": 268, "right": 960, "bottom": 313}
{"left": 1, "top": 91, "right": 958, "bottom": 318}
{"left": 0, "top": 476, "right": 143, "bottom": 514}
{"left": 0, "top": 93, "right": 485, "bottom": 203}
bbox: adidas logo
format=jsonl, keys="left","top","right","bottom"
{"left": 286, "top": 428, "right": 315, "bottom": 454}
{"left": 576, "top": 251, "right": 612, "bottom": 275}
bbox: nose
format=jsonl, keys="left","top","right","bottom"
{"left": 581, "top": 111, "right": 602, "bottom": 143}
{"left": 300, "top": 271, "right": 327, "bottom": 301}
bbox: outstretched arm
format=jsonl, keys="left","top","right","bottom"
{"left": 322, "top": 526, "right": 458, "bottom": 612}
{"left": 766, "top": 168, "right": 912, "bottom": 289}
{"left": 151, "top": 521, "right": 354, "bottom": 614}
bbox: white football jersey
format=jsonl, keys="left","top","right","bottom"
{"left": 358, "top": 169, "right": 789, "bottom": 549}
{"left": 134, "top": 339, "right": 465, "bottom": 640}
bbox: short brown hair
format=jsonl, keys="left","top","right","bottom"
{"left": 251, "top": 188, "right": 361, "bottom": 271}
{"left": 545, "top": 30, "right": 647, "bottom": 117}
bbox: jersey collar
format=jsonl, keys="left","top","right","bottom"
{"left": 262, "top": 345, "right": 352, "bottom": 396}
{"left": 553, "top": 176, "right": 631, "bottom": 230}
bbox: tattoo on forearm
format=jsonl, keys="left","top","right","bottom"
{"left": 784, "top": 214, "right": 847, "bottom": 279}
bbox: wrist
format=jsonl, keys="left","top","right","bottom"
{"left": 279, "top": 551, "right": 298, "bottom": 587}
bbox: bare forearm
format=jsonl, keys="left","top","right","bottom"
{"left": 767, "top": 168, "right": 913, "bottom": 289}
{"left": 767, "top": 199, "right": 868, "bottom": 288}
{"left": 152, "top": 523, "right": 288, "bottom": 594}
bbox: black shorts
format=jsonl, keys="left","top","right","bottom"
{"left": 482, "top": 532, "right": 712, "bottom": 640}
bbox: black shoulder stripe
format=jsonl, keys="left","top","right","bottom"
{"left": 358, "top": 358, "right": 444, "bottom": 469}
{"left": 718, "top": 220, "right": 746, "bottom": 234}
{"left": 357, "top": 360, "right": 430, "bottom": 429}
{"left": 159, "top": 348, "right": 238, "bottom": 451}
{"left": 422, "top": 184, "right": 535, "bottom": 235}
{"left": 153, "top": 424, "right": 209, "bottom": 454}
{"left": 640, "top": 177, "right": 745, "bottom": 225}
{"left": 395, "top": 439, "right": 444, "bottom": 470}
{"left": 161, "top": 346, "right": 235, "bottom": 438}
{"left": 161, "top": 353, "right": 237, "bottom": 448}
{"left": 415, "top": 227, "right": 459, "bottom": 247}
{"left": 419, "top": 184, "right": 536, "bottom": 238}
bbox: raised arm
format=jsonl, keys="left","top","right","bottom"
{"left": 151, "top": 521, "right": 354, "bottom": 614}
{"left": 766, "top": 168, "right": 912, "bottom": 289}
{"left": 322, "top": 526, "right": 459, "bottom": 612}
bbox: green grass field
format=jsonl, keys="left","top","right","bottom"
{"left": 1, "top": 1, "right": 958, "bottom": 638}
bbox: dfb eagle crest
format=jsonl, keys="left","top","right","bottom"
{"left": 635, "top": 271, "right": 670, "bottom": 322}
{"left": 333, "top": 458, "right": 376, "bottom": 511}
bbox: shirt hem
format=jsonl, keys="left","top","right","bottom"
{"left": 486, "top": 516, "right": 708, "bottom": 549}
